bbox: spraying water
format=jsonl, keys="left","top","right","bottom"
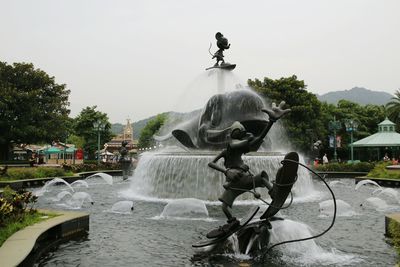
{"left": 34, "top": 177, "right": 75, "bottom": 196}
{"left": 86, "top": 173, "right": 113, "bottom": 185}
{"left": 269, "top": 219, "right": 362, "bottom": 266}
{"left": 319, "top": 199, "right": 357, "bottom": 217}
{"left": 361, "top": 197, "right": 391, "bottom": 211}
{"left": 373, "top": 188, "right": 400, "bottom": 203}
{"left": 355, "top": 179, "right": 381, "bottom": 191}
{"left": 53, "top": 190, "right": 73, "bottom": 202}
{"left": 160, "top": 198, "right": 208, "bottom": 218}
{"left": 63, "top": 192, "right": 94, "bottom": 209}
{"left": 110, "top": 200, "right": 134, "bottom": 214}
{"left": 70, "top": 180, "right": 89, "bottom": 188}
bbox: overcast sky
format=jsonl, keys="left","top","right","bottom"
{"left": 1, "top": 0, "right": 399, "bottom": 123}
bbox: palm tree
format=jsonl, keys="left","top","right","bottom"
{"left": 386, "top": 89, "right": 400, "bottom": 125}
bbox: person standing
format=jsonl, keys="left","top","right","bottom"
{"left": 323, "top": 153, "right": 329, "bottom": 164}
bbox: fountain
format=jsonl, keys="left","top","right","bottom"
{"left": 31, "top": 33, "right": 399, "bottom": 266}
{"left": 126, "top": 33, "right": 328, "bottom": 258}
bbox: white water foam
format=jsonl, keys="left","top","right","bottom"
{"left": 105, "top": 200, "right": 134, "bottom": 214}
{"left": 319, "top": 199, "right": 358, "bottom": 217}
{"left": 270, "top": 219, "right": 363, "bottom": 266}
{"left": 127, "top": 151, "right": 320, "bottom": 202}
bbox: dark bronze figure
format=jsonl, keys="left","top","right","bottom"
{"left": 206, "top": 102, "right": 291, "bottom": 238}
{"left": 119, "top": 140, "right": 132, "bottom": 180}
{"left": 156, "top": 90, "right": 269, "bottom": 150}
{"left": 206, "top": 32, "right": 236, "bottom": 71}
{"left": 213, "top": 32, "right": 230, "bottom": 66}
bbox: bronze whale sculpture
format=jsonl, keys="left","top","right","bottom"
{"left": 157, "top": 90, "right": 271, "bottom": 150}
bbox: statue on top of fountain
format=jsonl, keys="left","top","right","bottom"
{"left": 206, "top": 32, "right": 236, "bottom": 71}
{"left": 206, "top": 101, "right": 291, "bottom": 238}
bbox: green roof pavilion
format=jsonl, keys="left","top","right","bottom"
{"left": 352, "top": 118, "right": 400, "bottom": 161}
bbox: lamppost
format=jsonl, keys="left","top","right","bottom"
{"left": 328, "top": 116, "right": 341, "bottom": 162}
{"left": 64, "top": 135, "right": 67, "bottom": 164}
{"left": 345, "top": 119, "right": 358, "bottom": 163}
{"left": 93, "top": 121, "right": 106, "bottom": 165}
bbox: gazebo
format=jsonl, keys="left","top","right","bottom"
{"left": 351, "top": 118, "right": 400, "bottom": 161}
{"left": 41, "top": 145, "right": 78, "bottom": 164}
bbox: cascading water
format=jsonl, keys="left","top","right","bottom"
{"left": 269, "top": 219, "right": 362, "bottom": 266}
{"left": 129, "top": 150, "right": 317, "bottom": 201}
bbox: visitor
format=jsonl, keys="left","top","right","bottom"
{"left": 29, "top": 154, "right": 36, "bottom": 167}
{"left": 323, "top": 153, "right": 329, "bottom": 164}
{"left": 314, "top": 158, "right": 319, "bottom": 167}
{"left": 383, "top": 153, "right": 390, "bottom": 162}
{"left": 392, "top": 158, "right": 398, "bottom": 165}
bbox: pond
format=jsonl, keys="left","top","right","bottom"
{"left": 31, "top": 175, "right": 399, "bottom": 267}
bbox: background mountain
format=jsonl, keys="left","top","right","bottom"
{"left": 317, "top": 87, "right": 393, "bottom": 105}
{"left": 111, "top": 87, "right": 394, "bottom": 137}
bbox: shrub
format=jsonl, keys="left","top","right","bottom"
{"left": 367, "top": 162, "right": 400, "bottom": 179}
{"left": 3, "top": 167, "right": 71, "bottom": 180}
{"left": 62, "top": 162, "right": 122, "bottom": 173}
{"left": 34, "top": 167, "right": 67, "bottom": 178}
{"left": 6, "top": 168, "right": 36, "bottom": 180}
{"left": 315, "top": 162, "right": 375, "bottom": 172}
{"left": 0, "top": 186, "right": 38, "bottom": 227}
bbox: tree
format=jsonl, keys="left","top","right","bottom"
{"left": 66, "top": 134, "right": 85, "bottom": 149}
{"left": 72, "top": 106, "right": 113, "bottom": 159}
{"left": 386, "top": 89, "right": 400, "bottom": 126}
{"left": 0, "top": 62, "right": 70, "bottom": 160}
{"left": 248, "top": 75, "right": 327, "bottom": 152}
{"left": 138, "top": 114, "right": 167, "bottom": 148}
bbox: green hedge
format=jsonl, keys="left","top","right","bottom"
{"left": 83, "top": 160, "right": 98, "bottom": 165}
{"left": 62, "top": 162, "right": 122, "bottom": 173}
{"left": 367, "top": 162, "right": 400, "bottom": 179}
{"left": 1, "top": 167, "right": 72, "bottom": 180}
{"left": 0, "top": 161, "right": 29, "bottom": 165}
{"left": 315, "top": 162, "right": 375, "bottom": 172}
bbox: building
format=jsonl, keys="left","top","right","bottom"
{"left": 351, "top": 118, "right": 400, "bottom": 161}
{"left": 105, "top": 119, "right": 138, "bottom": 156}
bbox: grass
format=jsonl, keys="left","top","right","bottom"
{"left": 0, "top": 211, "right": 58, "bottom": 247}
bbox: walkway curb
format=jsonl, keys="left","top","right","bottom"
{"left": 0, "top": 209, "right": 89, "bottom": 267}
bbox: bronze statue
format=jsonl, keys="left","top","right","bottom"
{"left": 206, "top": 32, "right": 236, "bottom": 71}
{"left": 213, "top": 32, "right": 230, "bottom": 66}
{"left": 119, "top": 141, "right": 132, "bottom": 180}
{"left": 206, "top": 102, "right": 291, "bottom": 238}
{"left": 155, "top": 90, "right": 268, "bottom": 150}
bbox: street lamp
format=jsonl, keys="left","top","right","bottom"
{"left": 64, "top": 134, "right": 67, "bottom": 164}
{"left": 328, "top": 116, "right": 341, "bottom": 162}
{"left": 345, "top": 119, "right": 358, "bottom": 163}
{"left": 93, "top": 121, "right": 106, "bottom": 165}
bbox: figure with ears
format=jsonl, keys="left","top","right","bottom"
{"left": 212, "top": 32, "right": 231, "bottom": 66}
{"left": 207, "top": 101, "right": 291, "bottom": 238}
